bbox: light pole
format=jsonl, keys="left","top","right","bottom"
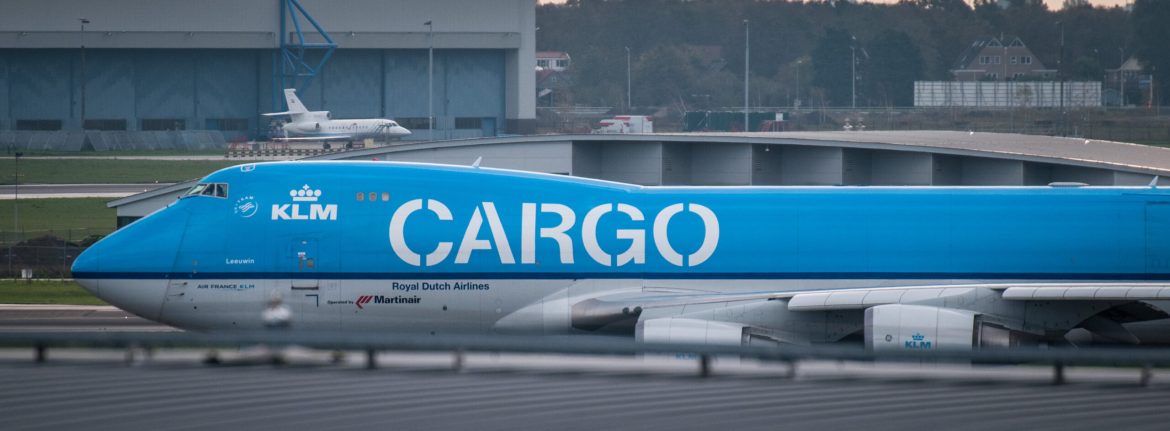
{"left": 9, "top": 152, "right": 21, "bottom": 275}
{"left": 1119, "top": 47, "right": 1126, "bottom": 107}
{"left": 1153, "top": 66, "right": 1158, "bottom": 114}
{"left": 851, "top": 44, "right": 856, "bottom": 109}
{"left": 1057, "top": 21, "right": 1065, "bottom": 111}
{"left": 425, "top": 20, "right": 433, "bottom": 139}
{"left": 625, "top": 46, "right": 631, "bottom": 113}
{"left": 850, "top": 35, "right": 859, "bottom": 110}
{"left": 795, "top": 59, "right": 802, "bottom": 109}
{"left": 12, "top": 152, "right": 19, "bottom": 231}
{"left": 1002, "top": 37, "right": 1007, "bottom": 79}
{"left": 743, "top": 19, "right": 749, "bottom": 132}
{"left": 1004, "top": 36, "right": 1010, "bottom": 109}
{"left": 79, "top": 18, "right": 89, "bottom": 129}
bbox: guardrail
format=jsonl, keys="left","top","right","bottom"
{"left": 2, "top": 331, "right": 1169, "bottom": 385}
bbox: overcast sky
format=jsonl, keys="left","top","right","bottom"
{"left": 538, "top": 0, "right": 1133, "bottom": 9}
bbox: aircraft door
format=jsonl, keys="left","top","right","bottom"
{"left": 1147, "top": 203, "right": 1170, "bottom": 274}
{"left": 286, "top": 280, "right": 339, "bottom": 330}
{"left": 283, "top": 238, "right": 339, "bottom": 329}
{"left": 290, "top": 238, "right": 319, "bottom": 289}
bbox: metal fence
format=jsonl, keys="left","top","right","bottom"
{"left": 914, "top": 81, "right": 1102, "bottom": 108}
{"left": 2, "top": 330, "right": 1168, "bottom": 385}
{"left": 0, "top": 229, "right": 106, "bottom": 278}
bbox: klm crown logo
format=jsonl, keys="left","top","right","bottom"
{"left": 291, "top": 185, "right": 322, "bottom": 202}
{"left": 273, "top": 184, "right": 336, "bottom": 221}
{"left": 905, "top": 332, "right": 932, "bottom": 350}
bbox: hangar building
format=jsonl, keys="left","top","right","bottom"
{"left": 0, "top": 0, "right": 536, "bottom": 148}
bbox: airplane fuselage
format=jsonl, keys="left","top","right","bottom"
{"left": 264, "top": 89, "right": 410, "bottom": 141}
{"left": 73, "top": 162, "right": 1170, "bottom": 341}
{"left": 281, "top": 118, "right": 411, "bottom": 141}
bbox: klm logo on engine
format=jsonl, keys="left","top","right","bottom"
{"left": 272, "top": 184, "right": 338, "bottom": 221}
{"left": 905, "top": 333, "right": 932, "bottom": 349}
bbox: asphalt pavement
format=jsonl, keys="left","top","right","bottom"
{"left": 0, "top": 183, "right": 172, "bottom": 200}
{"left": 0, "top": 305, "right": 175, "bottom": 332}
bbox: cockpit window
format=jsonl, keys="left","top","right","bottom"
{"left": 183, "top": 182, "right": 229, "bottom": 199}
{"left": 184, "top": 184, "right": 208, "bottom": 197}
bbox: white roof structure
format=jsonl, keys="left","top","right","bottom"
{"left": 111, "top": 131, "right": 1170, "bottom": 223}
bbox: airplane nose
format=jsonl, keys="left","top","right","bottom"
{"left": 72, "top": 245, "right": 101, "bottom": 297}
{"left": 396, "top": 127, "right": 412, "bottom": 136}
{"left": 70, "top": 208, "right": 189, "bottom": 322}
{"left": 71, "top": 231, "right": 167, "bottom": 321}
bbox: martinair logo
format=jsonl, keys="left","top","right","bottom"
{"left": 272, "top": 184, "right": 338, "bottom": 221}
{"left": 354, "top": 295, "right": 421, "bottom": 309}
{"left": 355, "top": 295, "right": 373, "bottom": 309}
{"left": 234, "top": 195, "right": 258, "bottom": 218}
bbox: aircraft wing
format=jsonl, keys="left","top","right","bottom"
{"left": 572, "top": 283, "right": 1170, "bottom": 315}
{"left": 999, "top": 284, "right": 1170, "bottom": 300}
{"left": 563, "top": 283, "right": 1170, "bottom": 346}
{"left": 271, "top": 135, "right": 354, "bottom": 142}
{"left": 785, "top": 283, "right": 1170, "bottom": 311}
{"left": 576, "top": 283, "right": 1170, "bottom": 313}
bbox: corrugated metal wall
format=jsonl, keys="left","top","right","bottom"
{"left": 134, "top": 51, "right": 197, "bottom": 120}
{"left": 196, "top": 50, "right": 262, "bottom": 123}
{"left": 322, "top": 51, "right": 383, "bottom": 119}
{"left": 8, "top": 51, "right": 73, "bottom": 121}
{"left": 0, "top": 48, "right": 505, "bottom": 140}
{"left": 447, "top": 49, "right": 505, "bottom": 119}
{"left": 87, "top": 51, "right": 136, "bottom": 122}
{"left": 384, "top": 50, "right": 430, "bottom": 121}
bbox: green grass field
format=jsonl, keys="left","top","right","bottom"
{"left": 2, "top": 158, "right": 245, "bottom": 185}
{"left": 1, "top": 198, "right": 115, "bottom": 237}
{"left": 0, "top": 280, "right": 106, "bottom": 305}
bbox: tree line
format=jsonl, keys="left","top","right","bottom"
{"left": 536, "top": 0, "right": 1168, "bottom": 109}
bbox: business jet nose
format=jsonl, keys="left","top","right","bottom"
{"left": 394, "top": 126, "right": 411, "bottom": 136}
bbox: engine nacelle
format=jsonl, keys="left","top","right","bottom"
{"left": 636, "top": 318, "right": 747, "bottom": 346}
{"left": 865, "top": 304, "right": 979, "bottom": 352}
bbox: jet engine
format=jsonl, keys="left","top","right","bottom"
{"left": 865, "top": 304, "right": 1033, "bottom": 352}
{"left": 636, "top": 318, "right": 748, "bottom": 346}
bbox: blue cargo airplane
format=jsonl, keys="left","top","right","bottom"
{"left": 73, "top": 161, "right": 1170, "bottom": 350}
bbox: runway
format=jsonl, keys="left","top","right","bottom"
{"left": 0, "top": 305, "right": 176, "bottom": 332}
